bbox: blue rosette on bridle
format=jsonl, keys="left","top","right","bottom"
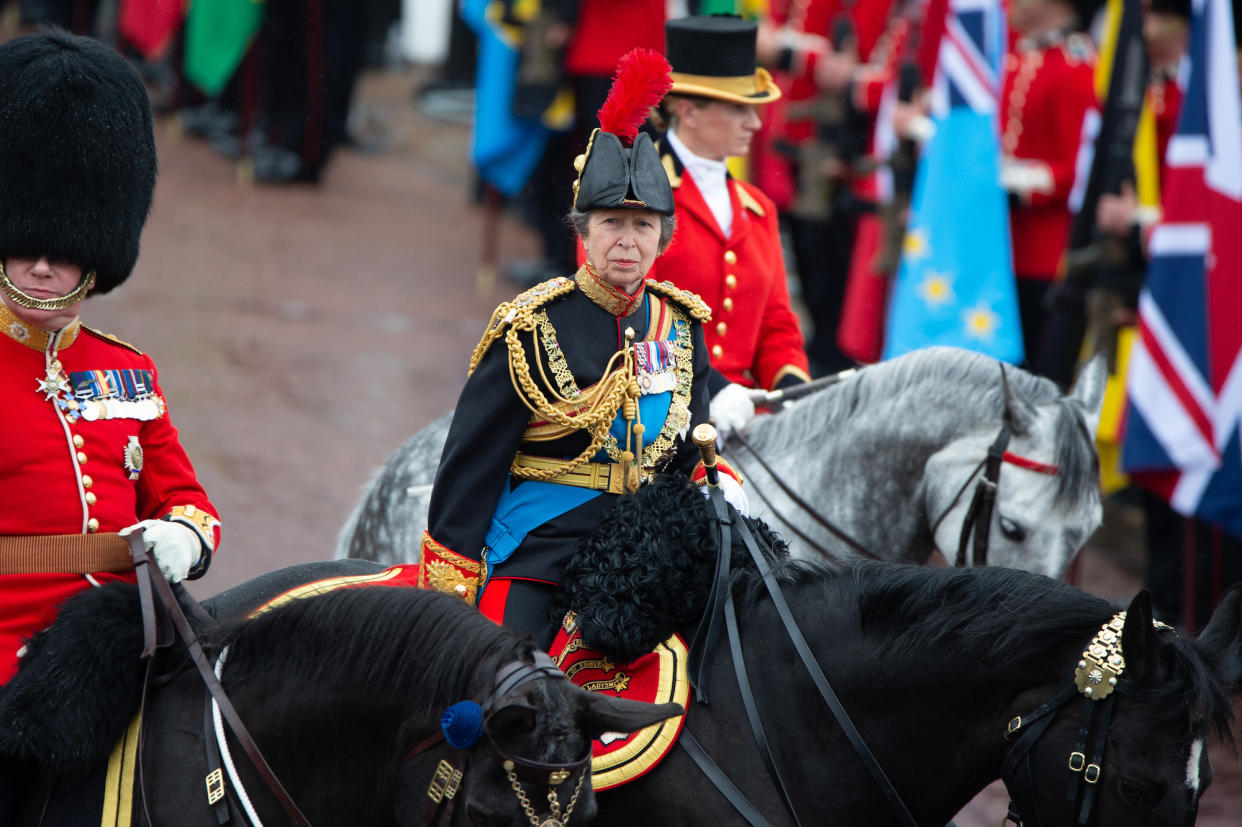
{"left": 441, "top": 700, "right": 484, "bottom": 749}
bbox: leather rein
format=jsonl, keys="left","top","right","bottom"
{"left": 730, "top": 366, "right": 1059, "bottom": 569}
{"left": 125, "top": 529, "right": 312, "bottom": 826}
{"left": 682, "top": 476, "right": 919, "bottom": 827}
{"left": 129, "top": 534, "right": 589, "bottom": 827}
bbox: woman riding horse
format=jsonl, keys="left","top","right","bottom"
{"left": 420, "top": 50, "right": 746, "bottom": 648}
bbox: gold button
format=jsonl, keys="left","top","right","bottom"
{"left": 73, "top": 434, "right": 84, "bottom": 448}
{"left": 722, "top": 297, "right": 734, "bottom": 312}
{"left": 724, "top": 250, "right": 737, "bottom": 265}
{"left": 87, "top": 518, "right": 99, "bottom": 533}
{"left": 711, "top": 345, "right": 723, "bottom": 359}
{"left": 725, "top": 274, "right": 738, "bottom": 289}
{"left": 716, "top": 321, "right": 728, "bottom": 336}
{"left": 85, "top": 492, "right": 97, "bottom": 505}
{"left": 76, "top": 451, "right": 88, "bottom": 464}
{"left": 81, "top": 474, "right": 93, "bottom": 489}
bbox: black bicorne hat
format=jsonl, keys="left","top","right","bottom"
{"left": 572, "top": 49, "right": 675, "bottom": 215}
{"left": 666, "top": 15, "right": 781, "bottom": 104}
{"left": 0, "top": 31, "right": 157, "bottom": 294}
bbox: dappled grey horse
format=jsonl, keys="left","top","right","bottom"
{"left": 336, "top": 347, "right": 1106, "bottom": 579}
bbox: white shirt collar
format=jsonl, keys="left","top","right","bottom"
{"left": 667, "top": 128, "right": 733, "bottom": 236}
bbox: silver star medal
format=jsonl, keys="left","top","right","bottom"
{"left": 123, "top": 436, "right": 144, "bottom": 481}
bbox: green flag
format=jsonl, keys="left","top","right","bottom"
{"left": 184, "top": 0, "right": 265, "bottom": 97}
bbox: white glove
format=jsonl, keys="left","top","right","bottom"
{"left": 710, "top": 383, "right": 756, "bottom": 441}
{"left": 699, "top": 475, "right": 750, "bottom": 516}
{"left": 119, "top": 519, "right": 201, "bottom": 583}
{"left": 999, "top": 158, "right": 1054, "bottom": 198}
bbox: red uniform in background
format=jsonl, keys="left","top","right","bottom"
{"left": 1002, "top": 30, "right": 1098, "bottom": 281}
{"left": 0, "top": 310, "right": 219, "bottom": 683}
{"left": 649, "top": 141, "right": 811, "bottom": 391}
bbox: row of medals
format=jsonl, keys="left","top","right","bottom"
{"left": 40, "top": 360, "right": 165, "bottom": 424}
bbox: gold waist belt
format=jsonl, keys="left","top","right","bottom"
{"left": 511, "top": 453, "right": 629, "bottom": 495}
{"left": 0, "top": 533, "right": 133, "bottom": 575}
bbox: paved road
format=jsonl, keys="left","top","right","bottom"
{"left": 85, "top": 66, "right": 1239, "bottom": 824}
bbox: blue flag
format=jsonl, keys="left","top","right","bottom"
{"left": 461, "top": 0, "right": 550, "bottom": 196}
{"left": 884, "top": 0, "right": 1023, "bottom": 364}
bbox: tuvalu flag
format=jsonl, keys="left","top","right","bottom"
{"left": 1122, "top": 0, "right": 1242, "bottom": 538}
{"left": 883, "top": 0, "right": 1022, "bottom": 363}
{"left": 462, "top": 0, "right": 561, "bottom": 197}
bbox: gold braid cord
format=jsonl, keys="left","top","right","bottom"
{"left": 507, "top": 310, "right": 637, "bottom": 484}
{"left": 468, "top": 277, "right": 576, "bottom": 376}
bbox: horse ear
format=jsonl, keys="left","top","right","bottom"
{"left": 578, "top": 691, "right": 683, "bottom": 739}
{"left": 1195, "top": 584, "right": 1242, "bottom": 681}
{"left": 486, "top": 703, "right": 537, "bottom": 739}
{"left": 1000, "top": 365, "right": 1038, "bottom": 434}
{"left": 1069, "top": 353, "right": 1107, "bottom": 437}
{"left": 1122, "top": 591, "right": 1167, "bottom": 685}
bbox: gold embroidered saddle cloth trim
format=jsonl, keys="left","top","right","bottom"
{"left": 0, "top": 534, "right": 133, "bottom": 575}
{"left": 511, "top": 453, "right": 629, "bottom": 495}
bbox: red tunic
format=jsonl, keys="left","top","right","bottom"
{"left": 0, "top": 305, "right": 219, "bottom": 684}
{"left": 563, "top": 0, "right": 666, "bottom": 77}
{"left": 1001, "top": 31, "right": 1098, "bottom": 280}
{"left": 647, "top": 142, "right": 811, "bottom": 391}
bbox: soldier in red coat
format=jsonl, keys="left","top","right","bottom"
{"left": 0, "top": 32, "right": 221, "bottom": 696}
{"left": 649, "top": 15, "right": 812, "bottom": 436}
{"left": 1000, "top": 0, "right": 1101, "bottom": 363}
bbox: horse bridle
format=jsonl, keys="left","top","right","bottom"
{"left": 405, "top": 651, "right": 592, "bottom": 827}
{"left": 730, "top": 368, "right": 1059, "bottom": 569}
{"left": 1000, "top": 612, "right": 1175, "bottom": 827}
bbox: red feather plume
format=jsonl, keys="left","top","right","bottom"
{"left": 596, "top": 48, "right": 673, "bottom": 147}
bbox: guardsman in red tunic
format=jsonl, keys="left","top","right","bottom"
{"left": 649, "top": 15, "right": 812, "bottom": 436}
{"left": 1000, "top": 0, "right": 1101, "bottom": 361}
{"left": 0, "top": 33, "right": 221, "bottom": 691}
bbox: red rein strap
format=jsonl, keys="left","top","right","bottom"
{"left": 1002, "top": 452, "right": 1059, "bottom": 476}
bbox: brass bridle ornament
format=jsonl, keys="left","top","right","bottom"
{"left": 410, "top": 652, "right": 593, "bottom": 827}
{"left": 1001, "top": 611, "right": 1175, "bottom": 827}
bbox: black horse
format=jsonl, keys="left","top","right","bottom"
{"left": 0, "top": 571, "right": 681, "bottom": 826}
{"left": 555, "top": 477, "right": 1242, "bottom": 826}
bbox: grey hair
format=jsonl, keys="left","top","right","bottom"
{"left": 568, "top": 209, "right": 677, "bottom": 254}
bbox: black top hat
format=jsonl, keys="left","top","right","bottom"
{"left": 0, "top": 31, "right": 157, "bottom": 295}
{"left": 666, "top": 15, "right": 781, "bottom": 104}
{"left": 573, "top": 49, "right": 675, "bottom": 215}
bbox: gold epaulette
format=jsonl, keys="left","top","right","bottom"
{"left": 645, "top": 279, "right": 712, "bottom": 323}
{"left": 467, "top": 276, "right": 576, "bottom": 375}
{"left": 82, "top": 326, "right": 145, "bottom": 355}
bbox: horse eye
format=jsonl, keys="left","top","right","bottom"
{"left": 998, "top": 517, "right": 1026, "bottom": 542}
{"left": 1118, "top": 776, "right": 1166, "bottom": 809}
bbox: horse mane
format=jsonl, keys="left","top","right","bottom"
{"left": 217, "top": 587, "right": 531, "bottom": 720}
{"left": 764, "top": 347, "right": 1098, "bottom": 508}
{"left": 760, "top": 560, "right": 1235, "bottom": 740}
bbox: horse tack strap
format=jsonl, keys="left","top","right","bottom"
{"left": 678, "top": 731, "right": 772, "bottom": 827}
{"left": 728, "top": 431, "right": 878, "bottom": 561}
{"left": 125, "top": 531, "right": 313, "bottom": 827}
{"left": 730, "top": 508, "right": 920, "bottom": 827}
{"left": 687, "top": 489, "right": 734, "bottom": 703}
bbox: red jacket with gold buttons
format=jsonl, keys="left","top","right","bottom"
{"left": 1001, "top": 31, "right": 1098, "bottom": 280}
{"left": 647, "top": 140, "right": 811, "bottom": 391}
{"left": 0, "top": 305, "right": 219, "bottom": 683}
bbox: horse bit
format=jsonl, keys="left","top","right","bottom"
{"left": 1001, "top": 611, "right": 1175, "bottom": 827}
{"left": 407, "top": 651, "right": 592, "bottom": 827}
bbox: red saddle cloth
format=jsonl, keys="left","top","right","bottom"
{"left": 548, "top": 615, "right": 690, "bottom": 791}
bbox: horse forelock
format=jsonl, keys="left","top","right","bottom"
{"left": 219, "top": 587, "right": 530, "bottom": 720}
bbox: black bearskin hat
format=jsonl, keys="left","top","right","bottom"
{"left": 0, "top": 31, "right": 157, "bottom": 294}
{"left": 572, "top": 49, "right": 675, "bottom": 215}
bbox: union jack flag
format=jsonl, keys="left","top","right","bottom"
{"left": 1122, "top": 0, "right": 1242, "bottom": 537}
